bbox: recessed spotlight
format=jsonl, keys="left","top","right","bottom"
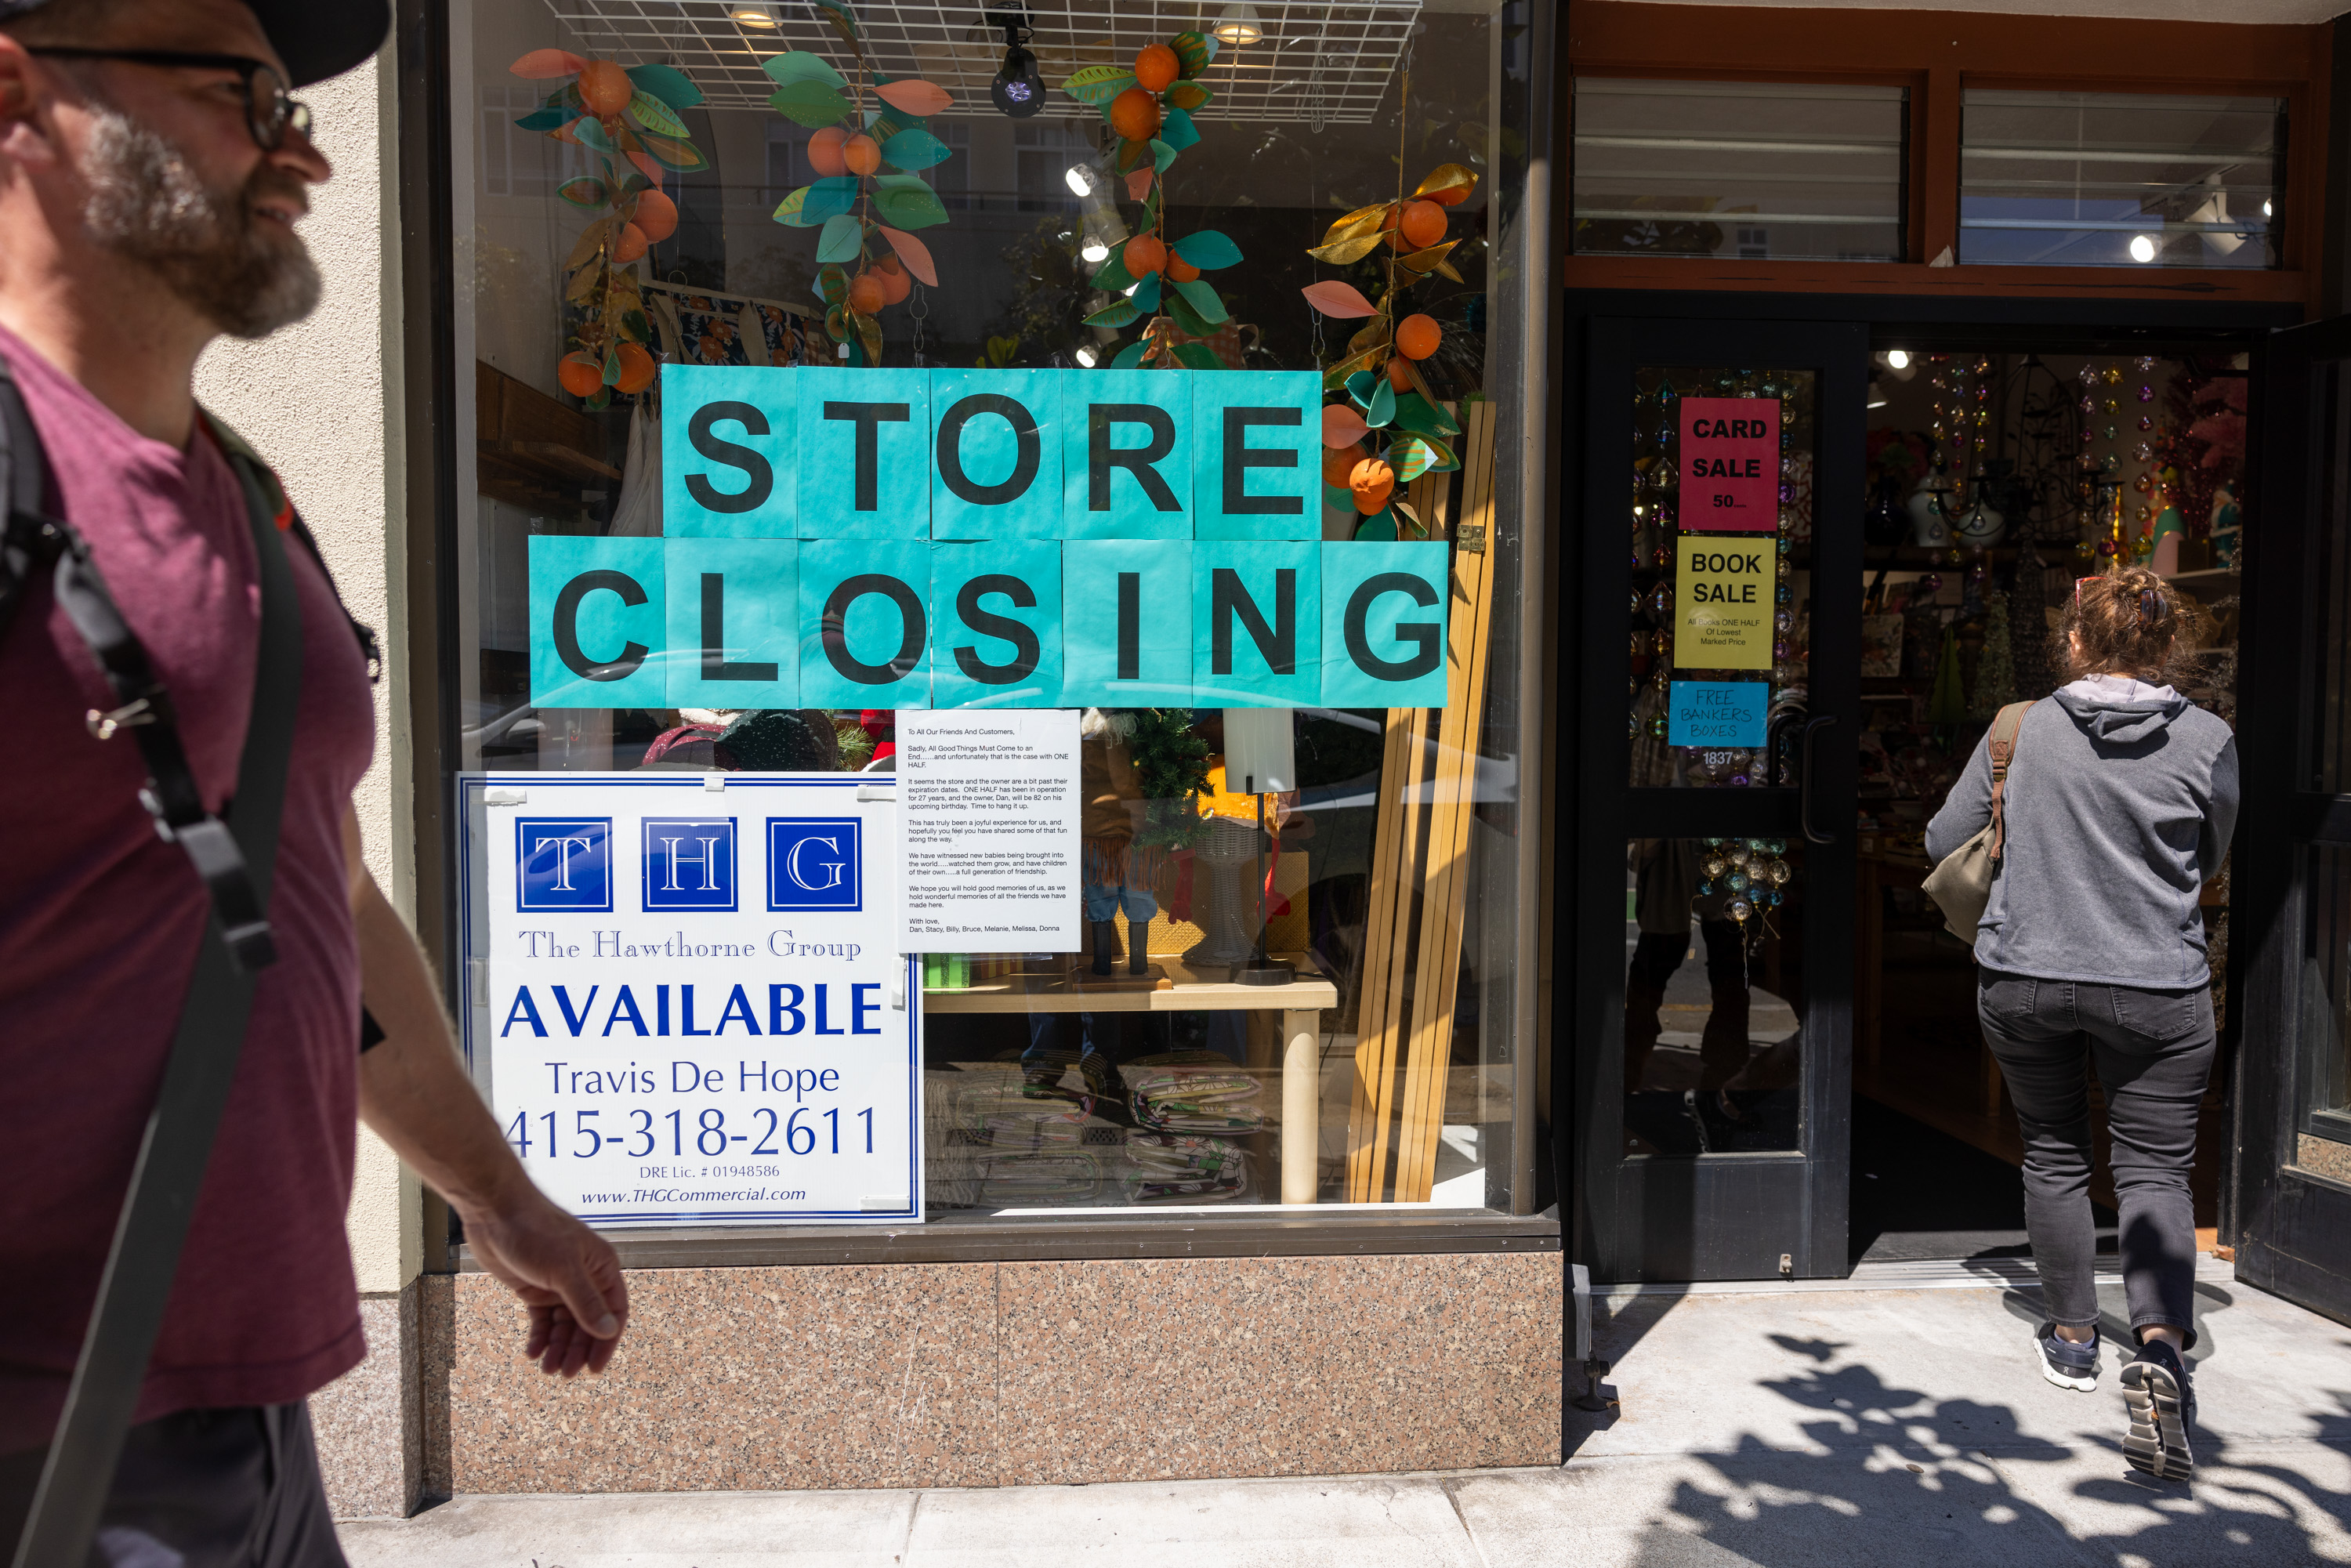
{"left": 1075, "top": 344, "right": 1099, "bottom": 367}
{"left": 2128, "top": 234, "right": 2157, "bottom": 264}
{"left": 730, "top": 3, "right": 778, "bottom": 27}
{"left": 1064, "top": 165, "right": 1095, "bottom": 197}
{"left": 1212, "top": 4, "right": 1264, "bottom": 46}
{"left": 1081, "top": 238, "right": 1109, "bottom": 263}
{"left": 1885, "top": 349, "right": 1910, "bottom": 371}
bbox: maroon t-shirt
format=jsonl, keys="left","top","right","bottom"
{"left": 0, "top": 325, "right": 376, "bottom": 1452}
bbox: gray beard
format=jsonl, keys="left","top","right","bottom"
{"left": 78, "top": 105, "right": 321, "bottom": 340}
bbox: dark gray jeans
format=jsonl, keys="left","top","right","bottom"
{"left": 1976, "top": 970, "right": 2215, "bottom": 1349}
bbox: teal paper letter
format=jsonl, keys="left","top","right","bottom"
{"left": 794, "top": 366, "right": 929, "bottom": 538}
{"left": 661, "top": 364, "right": 795, "bottom": 538}
{"left": 797, "top": 539, "right": 931, "bottom": 708}
{"left": 1062, "top": 369, "right": 1190, "bottom": 539}
{"left": 1062, "top": 541, "right": 1193, "bottom": 708}
{"left": 929, "top": 368, "right": 1060, "bottom": 539}
{"left": 1192, "top": 540, "right": 1319, "bottom": 708}
{"left": 530, "top": 536, "right": 667, "bottom": 708}
{"left": 664, "top": 538, "right": 799, "bottom": 708}
{"left": 1193, "top": 371, "right": 1317, "bottom": 541}
{"left": 929, "top": 541, "right": 1062, "bottom": 708}
{"left": 1320, "top": 541, "right": 1449, "bottom": 707}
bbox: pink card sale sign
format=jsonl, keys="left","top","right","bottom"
{"left": 1679, "top": 397, "right": 1780, "bottom": 531}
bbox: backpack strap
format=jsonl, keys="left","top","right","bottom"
{"left": 198, "top": 408, "right": 382, "bottom": 685}
{"left": 1986, "top": 700, "right": 2035, "bottom": 861}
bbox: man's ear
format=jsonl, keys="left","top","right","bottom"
{"left": 0, "top": 38, "right": 59, "bottom": 165}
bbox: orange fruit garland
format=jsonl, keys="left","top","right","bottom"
{"left": 1132, "top": 43, "right": 1179, "bottom": 92}
{"left": 1386, "top": 354, "right": 1415, "bottom": 391}
{"left": 807, "top": 125, "right": 849, "bottom": 177}
{"left": 1109, "top": 87, "right": 1161, "bottom": 143}
{"left": 1395, "top": 313, "right": 1442, "bottom": 360}
{"left": 1123, "top": 232, "right": 1168, "bottom": 276}
{"left": 1399, "top": 199, "right": 1447, "bottom": 249}
{"left": 875, "top": 253, "right": 912, "bottom": 304}
{"left": 1350, "top": 457, "right": 1396, "bottom": 514}
{"left": 578, "top": 60, "right": 633, "bottom": 118}
{"left": 614, "top": 342, "right": 655, "bottom": 394}
{"left": 847, "top": 272, "right": 886, "bottom": 315}
{"left": 611, "top": 222, "right": 649, "bottom": 263}
{"left": 631, "top": 188, "right": 678, "bottom": 243}
{"left": 1165, "top": 252, "right": 1200, "bottom": 282}
{"left": 557, "top": 352, "right": 604, "bottom": 398}
{"left": 842, "top": 133, "right": 882, "bottom": 176}
{"left": 1322, "top": 441, "right": 1365, "bottom": 486}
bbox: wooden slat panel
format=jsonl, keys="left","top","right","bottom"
{"left": 1393, "top": 400, "right": 1501, "bottom": 1202}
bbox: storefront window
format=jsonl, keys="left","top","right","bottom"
{"left": 1960, "top": 89, "right": 2283, "bottom": 269}
{"left": 451, "top": 1, "right": 1534, "bottom": 1225}
{"left": 1571, "top": 79, "right": 1907, "bottom": 263}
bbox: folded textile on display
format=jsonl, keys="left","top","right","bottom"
{"left": 1125, "top": 1051, "right": 1265, "bottom": 1134}
{"left": 1120, "top": 1129, "right": 1252, "bottom": 1204}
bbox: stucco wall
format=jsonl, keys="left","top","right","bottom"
{"left": 193, "top": 46, "right": 418, "bottom": 1296}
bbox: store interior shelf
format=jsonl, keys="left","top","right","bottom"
{"left": 924, "top": 954, "right": 1337, "bottom": 1014}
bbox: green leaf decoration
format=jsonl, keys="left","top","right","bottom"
{"left": 763, "top": 51, "right": 846, "bottom": 90}
{"left": 770, "top": 80, "right": 853, "bottom": 127}
{"left": 855, "top": 310, "right": 883, "bottom": 367}
{"left": 1171, "top": 230, "right": 1242, "bottom": 270}
{"left": 1346, "top": 370, "right": 1378, "bottom": 408}
{"left": 1110, "top": 340, "right": 1150, "bottom": 369}
{"left": 1061, "top": 64, "right": 1136, "bottom": 104}
{"left": 818, "top": 263, "right": 849, "bottom": 307}
{"left": 811, "top": 0, "right": 859, "bottom": 42}
{"left": 1114, "top": 137, "right": 1154, "bottom": 176}
{"left": 572, "top": 115, "right": 617, "bottom": 154}
{"left": 556, "top": 176, "right": 608, "bottom": 208}
{"left": 1354, "top": 509, "right": 1397, "bottom": 541}
{"left": 1085, "top": 252, "right": 1130, "bottom": 297}
{"left": 515, "top": 107, "right": 568, "bottom": 132}
{"left": 817, "top": 212, "right": 864, "bottom": 263}
{"left": 1157, "top": 107, "right": 1200, "bottom": 152}
{"left": 626, "top": 62, "right": 702, "bottom": 111}
{"left": 1172, "top": 31, "right": 1218, "bottom": 79}
{"left": 881, "top": 126, "right": 951, "bottom": 170}
{"left": 1324, "top": 483, "right": 1355, "bottom": 511}
{"left": 775, "top": 179, "right": 846, "bottom": 227}
{"left": 1390, "top": 392, "right": 1461, "bottom": 438}
{"left": 1128, "top": 272, "right": 1163, "bottom": 313}
{"left": 602, "top": 343, "right": 623, "bottom": 386}
{"left": 627, "top": 91, "right": 688, "bottom": 139}
{"left": 1168, "top": 276, "right": 1229, "bottom": 324}
{"left": 1085, "top": 298, "right": 1144, "bottom": 329}
{"left": 621, "top": 307, "right": 652, "bottom": 344}
{"left": 871, "top": 172, "right": 949, "bottom": 230}
{"left": 636, "top": 133, "right": 708, "bottom": 172}
{"left": 1165, "top": 80, "right": 1213, "bottom": 112}
{"left": 1163, "top": 287, "right": 1219, "bottom": 339}
{"left": 1389, "top": 435, "right": 1438, "bottom": 483}
{"left": 1367, "top": 378, "right": 1397, "bottom": 429}
{"left": 1150, "top": 138, "right": 1178, "bottom": 173}
{"left": 1173, "top": 342, "right": 1224, "bottom": 371}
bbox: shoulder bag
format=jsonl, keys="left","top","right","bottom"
{"left": 1923, "top": 699, "right": 2035, "bottom": 943}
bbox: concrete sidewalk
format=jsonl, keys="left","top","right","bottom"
{"left": 342, "top": 1258, "right": 2351, "bottom": 1566}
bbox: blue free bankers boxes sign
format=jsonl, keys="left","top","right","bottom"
{"left": 529, "top": 364, "right": 1451, "bottom": 711}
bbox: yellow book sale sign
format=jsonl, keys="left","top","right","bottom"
{"left": 1673, "top": 537, "right": 1773, "bottom": 670}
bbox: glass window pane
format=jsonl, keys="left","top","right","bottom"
{"left": 1628, "top": 367, "right": 1813, "bottom": 788}
{"left": 2315, "top": 364, "right": 2351, "bottom": 791}
{"left": 2302, "top": 848, "right": 2351, "bottom": 1163}
{"left": 1625, "top": 836, "right": 1806, "bottom": 1154}
{"left": 1960, "top": 89, "right": 2283, "bottom": 269}
{"left": 1573, "top": 79, "right": 1907, "bottom": 263}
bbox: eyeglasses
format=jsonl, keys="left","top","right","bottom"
{"left": 28, "top": 48, "right": 313, "bottom": 150}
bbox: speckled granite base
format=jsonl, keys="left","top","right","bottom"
{"left": 310, "top": 1284, "right": 420, "bottom": 1518}
{"left": 428, "top": 1252, "right": 1559, "bottom": 1494}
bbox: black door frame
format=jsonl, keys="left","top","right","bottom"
{"left": 1556, "top": 289, "right": 2301, "bottom": 1284}
{"left": 2235, "top": 312, "right": 2351, "bottom": 1323}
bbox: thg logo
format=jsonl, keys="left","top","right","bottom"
{"left": 643, "top": 817, "right": 737, "bottom": 913}
{"left": 516, "top": 818, "right": 613, "bottom": 912}
{"left": 767, "top": 817, "right": 861, "bottom": 912}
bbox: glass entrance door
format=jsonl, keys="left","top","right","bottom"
{"left": 2235, "top": 314, "right": 2351, "bottom": 1322}
{"left": 1573, "top": 319, "right": 1867, "bottom": 1282}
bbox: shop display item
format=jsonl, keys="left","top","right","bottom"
{"left": 1126, "top": 1052, "right": 1266, "bottom": 1135}
{"left": 1119, "top": 1131, "right": 1252, "bottom": 1204}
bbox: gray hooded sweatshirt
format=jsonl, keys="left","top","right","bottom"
{"left": 1925, "top": 675, "right": 2239, "bottom": 989}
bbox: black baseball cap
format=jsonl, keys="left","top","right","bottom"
{"left": 0, "top": 0, "right": 389, "bottom": 87}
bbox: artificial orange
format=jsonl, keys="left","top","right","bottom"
{"left": 847, "top": 272, "right": 886, "bottom": 314}
{"left": 1132, "top": 43, "right": 1179, "bottom": 92}
{"left": 842, "top": 133, "right": 882, "bottom": 176}
{"left": 1165, "top": 252, "right": 1201, "bottom": 282}
{"left": 1350, "top": 457, "right": 1396, "bottom": 514}
{"left": 631, "top": 188, "right": 678, "bottom": 243}
{"left": 557, "top": 351, "right": 605, "bottom": 398}
{"left": 1109, "top": 87, "right": 1161, "bottom": 143}
{"left": 1386, "top": 354, "right": 1414, "bottom": 390}
{"left": 1123, "top": 231, "right": 1168, "bottom": 276}
{"left": 578, "top": 60, "right": 633, "bottom": 118}
{"left": 1395, "top": 313, "right": 1441, "bottom": 360}
{"left": 1399, "top": 199, "right": 1447, "bottom": 249}
{"left": 807, "top": 125, "right": 849, "bottom": 177}
{"left": 1322, "top": 440, "right": 1365, "bottom": 486}
{"left": 611, "top": 222, "right": 649, "bottom": 263}
{"left": 614, "top": 342, "right": 656, "bottom": 394}
{"left": 875, "top": 253, "right": 912, "bottom": 304}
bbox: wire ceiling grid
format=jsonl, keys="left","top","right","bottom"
{"left": 538, "top": 2, "right": 1422, "bottom": 123}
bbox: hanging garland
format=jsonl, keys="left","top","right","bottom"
{"left": 1059, "top": 31, "right": 1247, "bottom": 369}
{"left": 509, "top": 49, "right": 706, "bottom": 407}
{"left": 763, "top": 4, "right": 957, "bottom": 365}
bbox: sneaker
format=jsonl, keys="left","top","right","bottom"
{"left": 2035, "top": 1323, "right": 2100, "bottom": 1392}
{"left": 1078, "top": 1049, "right": 1123, "bottom": 1104}
{"left": 2121, "top": 1338, "right": 2196, "bottom": 1483}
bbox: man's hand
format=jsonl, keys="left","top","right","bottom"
{"left": 458, "top": 1186, "right": 628, "bottom": 1377}
{"left": 342, "top": 806, "right": 631, "bottom": 1377}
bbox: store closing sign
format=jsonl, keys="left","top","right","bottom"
{"left": 1679, "top": 396, "right": 1780, "bottom": 531}
{"left": 458, "top": 773, "right": 922, "bottom": 1227}
{"left": 1674, "top": 536, "right": 1774, "bottom": 670}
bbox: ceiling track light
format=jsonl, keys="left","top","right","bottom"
{"left": 985, "top": 5, "right": 1044, "bottom": 118}
{"left": 1212, "top": 3, "right": 1265, "bottom": 47}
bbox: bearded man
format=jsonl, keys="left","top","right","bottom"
{"left": 0, "top": 5, "right": 628, "bottom": 1563}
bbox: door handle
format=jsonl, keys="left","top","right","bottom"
{"left": 1801, "top": 715, "right": 1838, "bottom": 845}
